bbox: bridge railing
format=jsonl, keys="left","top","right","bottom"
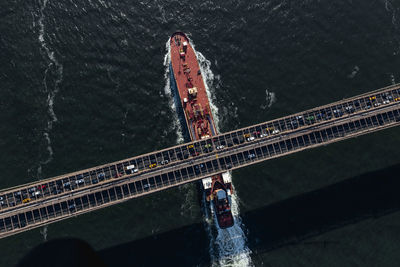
{"left": 0, "top": 84, "right": 400, "bottom": 213}
{"left": 0, "top": 102, "right": 399, "bottom": 238}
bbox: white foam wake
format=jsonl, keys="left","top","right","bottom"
{"left": 163, "top": 39, "right": 184, "bottom": 144}
{"left": 260, "top": 88, "right": 276, "bottom": 110}
{"left": 206, "top": 174, "right": 253, "bottom": 267}
{"left": 165, "top": 35, "right": 253, "bottom": 267}
{"left": 36, "top": 0, "right": 64, "bottom": 241}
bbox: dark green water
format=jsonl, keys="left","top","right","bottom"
{"left": 0, "top": 0, "right": 400, "bottom": 266}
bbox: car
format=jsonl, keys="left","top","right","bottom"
{"left": 52, "top": 187, "right": 62, "bottom": 194}
{"left": 216, "top": 145, "right": 225, "bottom": 150}
{"left": 333, "top": 109, "right": 343, "bottom": 117}
{"left": 204, "top": 143, "right": 212, "bottom": 148}
{"left": 161, "top": 160, "right": 169, "bottom": 165}
{"left": 14, "top": 191, "right": 21, "bottom": 197}
{"left": 69, "top": 204, "right": 76, "bottom": 211}
{"left": 0, "top": 196, "right": 3, "bottom": 201}
{"left": 127, "top": 168, "right": 138, "bottom": 174}
{"left": 37, "top": 184, "right": 47, "bottom": 190}
{"left": 345, "top": 106, "right": 354, "bottom": 113}
{"left": 28, "top": 187, "right": 36, "bottom": 193}
{"left": 97, "top": 173, "right": 105, "bottom": 179}
{"left": 246, "top": 136, "right": 255, "bottom": 141}
{"left": 272, "top": 129, "right": 280, "bottom": 134}
{"left": 226, "top": 163, "right": 232, "bottom": 169}
{"left": 194, "top": 164, "right": 205, "bottom": 170}
{"left": 383, "top": 100, "right": 390, "bottom": 104}
{"left": 114, "top": 172, "right": 123, "bottom": 178}
{"left": 63, "top": 182, "right": 71, "bottom": 188}
{"left": 295, "top": 115, "right": 303, "bottom": 119}
{"left": 126, "top": 164, "right": 136, "bottom": 170}
{"left": 143, "top": 184, "right": 151, "bottom": 189}
{"left": 373, "top": 102, "right": 381, "bottom": 107}
{"left": 248, "top": 153, "right": 256, "bottom": 159}
{"left": 0, "top": 201, "right": 5, "bottom": 206}
{"left": 395, "top": 97, "right": 400, "bottom": 101}
{"left": 75, "top": 179, "right": 85, "bottom": 185}
{"left": 306, "top": 115, "right": 315, "bottom": 121}
{"left": 187, "top": 144, "right": 194, "bottom": 149}
{"left": 149, "top": 163, "right": 157, "bottom": 169}
{"left": 259, "top": 133, "right": 268, "bottom": 138}
{"left": 369, "top": 96, "right": 376, "bottom": 101}
{"left": 91, "top": 178, "right": 99, "bottom": 184}
{"left": 22, "top": 198, "right": 31, "bottom": 203}
{"left": 31, "top": 191, "right": 41, "bottom": 197}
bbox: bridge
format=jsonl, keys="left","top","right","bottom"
{"left": 0, "top": 84, "right": 400, "bottom": 239}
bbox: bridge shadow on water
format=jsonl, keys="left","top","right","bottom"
{"left": 16, "top": 164, "right": 400, "bottom": 267}
{"left": 97, "top": 163, "right": 400, "bottom": 266}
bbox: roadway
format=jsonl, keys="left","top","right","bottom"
{"left": 0, "top": 84, "right": 399, "bottom": 238}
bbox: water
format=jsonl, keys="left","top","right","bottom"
{"left": 1, "top": 0, "right": 400, "bottom": 266}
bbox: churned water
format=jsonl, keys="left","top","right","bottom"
{"left": 1, "top": 0, "right": 400, "bottom": 266}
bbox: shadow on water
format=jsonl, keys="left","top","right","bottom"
{"left": 243, "top": 163, "right": 400, "bottom": 255}
{"left": 98, "top": 163, "right": 400, "bottom": 266}
{"left": 17, "top": 164, "right": 400, "bottom": 267}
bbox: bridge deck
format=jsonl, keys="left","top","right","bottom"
{"left": 0, "top": 84, "right": 399, "bottom": 238}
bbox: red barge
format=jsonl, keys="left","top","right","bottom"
{"left": 169, "top": 32, "right": 234, "bottom": 229}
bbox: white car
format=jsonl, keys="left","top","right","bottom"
{"left": 75, "top": 179, "right": 85, "bottom": 185}
{"left": 31, "top": 191, "right": 41, "bottom": 197}
{"left": 259, "top": 133, "right": 268, "bottom": 138}
{"left": 126, "top": 165, "right": 136, "bottom": 170}
{"left": 216, "top": 145, "right": 225, "bottom": 150}
{"left": 248, "top": 153, "right": 256, "bottom": 159}
{"left": 272, "top": 129, "right": 280, "bottom": 134}
{"left": 143, "top": 184, "right": 151, "bottom": 189}
{"left": 383, "top": 100, "right": 390, "bottom": 104}
{"left": 246, "top": 136, "right": 255, "bottom": 141}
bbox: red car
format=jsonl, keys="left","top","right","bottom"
{"left": 37, "top": 184, "right": 47, "bottom": 190}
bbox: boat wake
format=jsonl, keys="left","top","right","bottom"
{"left": 191, "top": 39, "right": 253, "bottom": 267}
{"left": 206, "top": 181, "right": 253, "bottom": 267}
{"left": 164, "top": 35, "right": 253, "bottom": 266}
{"left": 260, "top": 88, "right": 276, "bottom": 110}
{"left": 35, "top": 0, "right": 64, "bottom": 241}
{"left": 163, "top": 39, "right": 184, "bottom": 144}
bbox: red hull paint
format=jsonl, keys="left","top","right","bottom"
{"left": 170, "top": 32, "right": 234, "bottom": 229}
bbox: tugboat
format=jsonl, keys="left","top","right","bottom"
{"left": 169, "top": 32, "right": 234, "bottom": 229}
